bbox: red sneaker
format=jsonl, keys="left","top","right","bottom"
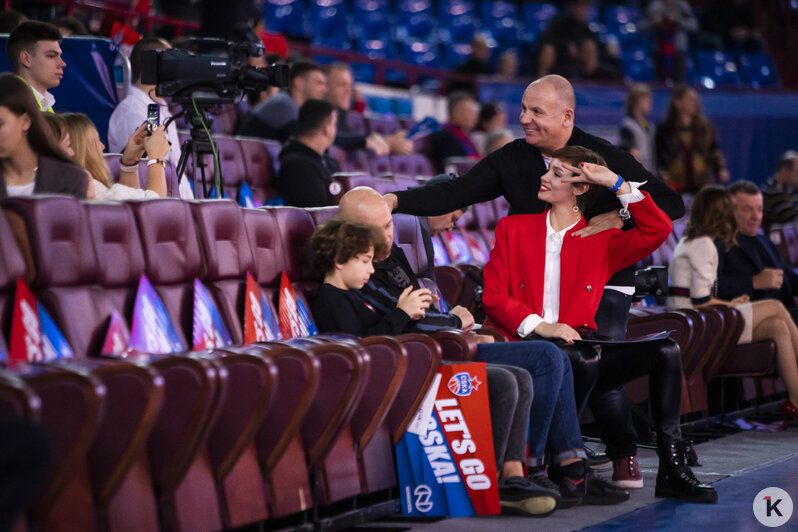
{"left": 611, "top": 456, "right": 644, "bottom": 489}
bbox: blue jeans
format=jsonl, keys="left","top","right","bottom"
{"left": 477, "top": 341, "right": 586, "bottom": 466}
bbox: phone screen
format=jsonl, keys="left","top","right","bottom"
{"left": 146, "top": 104, "right": 160, "bottom": 134}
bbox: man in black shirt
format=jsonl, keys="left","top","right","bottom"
{"left": 384, "top": 74, "right": 685, "bottom": 489}
{"left": 275, "top": 99, "right": 341, "bottom": 207}
{"left": 719, "top": 180, "right": 798, "bottom": 321}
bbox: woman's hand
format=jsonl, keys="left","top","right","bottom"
{"left": 560, "top": 161, "right": 619, "bottom": 188}
{"left": 534, "top": 322, "right": 582, "bottom": 344}
{"left": 121, "top": 123, "right": 148, "bottom": 165}
{"left": 731, "top": 295, "right": 750, "bottom": 306}
{"left": 397, "top": 286, "right": 434, "bottom": 320}
{"left": 144, "top": 127, "right": 170, "bottom": 161}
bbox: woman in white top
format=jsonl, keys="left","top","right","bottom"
{"left": 668, "top": 185, "right": 798, "bottom": 427}
{"left": 60, "top": 112, "right": 170, "bottom": 200}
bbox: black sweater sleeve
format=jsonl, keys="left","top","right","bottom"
{"left": 334, "top": 133, "right": 368, "bottom": 152}
{"left": 311, "top": 284, "right": 411, "bottom": 336}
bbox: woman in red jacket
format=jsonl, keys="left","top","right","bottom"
{"left": 483, "top": 145, "right": 717, "bottom": 504}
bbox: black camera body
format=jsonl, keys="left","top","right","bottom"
{"left": 140, "top": 38, "right": 289, "bottom": 103}
{"left": 634, "top": 265, "right": 669, "bottom": 302}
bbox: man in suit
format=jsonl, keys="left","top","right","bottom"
{"left": 384, "top": 74, "right": 685, "bottom": 489}
{"left": 718, "top": 180, "right": 798, "bottom": 321}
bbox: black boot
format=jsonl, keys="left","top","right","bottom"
{"left": 676, "top": 439, "right": 700, "bottom": 467}
{"left": 655, "top": 439, "right": 717, "bottom": 503}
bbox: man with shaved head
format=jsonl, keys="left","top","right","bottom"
{"left": 384, "top": 75, "right": 685, "bottom": 492}
{"left": 339, "top": 186, "right": 631, "bottom": 509}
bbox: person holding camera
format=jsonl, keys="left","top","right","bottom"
{"left": 108, "top": 37, "right": 194, "bottom": 199}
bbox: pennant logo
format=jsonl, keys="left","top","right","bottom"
{"left": 192, "top": 279, "right": 233, "bottom": 350}
{"left": 243, "top": 272, "right": 280, "bottom": 343}
{"left": 9, "top": 278, "right": 73, "bottom": 363}
{"left": 447, "top": 372, "right": 481, "bottom": 397}
{"left": 278, "top": 272, "right": 317, "bottom": 339}
{"left": 101, "top": 312, "right": 132, "bottom": 357}
{"left": 237, "top": 182, "right": 261, "bottom": 208}
{"left": 130, "top": 275, "right": 186, "bottom": 353}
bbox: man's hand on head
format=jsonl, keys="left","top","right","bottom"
{"left": 572, "top": 211, "right": 623, "bottom": 238}
{"left": 450, "top": 305, "right": 475, "bottom": 332}
{"left": 383, "top": 193, "right": 398, "bottom": 212}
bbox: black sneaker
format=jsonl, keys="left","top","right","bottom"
{"left": 498, "top": 476, "right": 558, "bottom": 517}
{"left": 529, "top": 466, "right": 576, "bottom": 508}
{"left": 549, "top": 462, "right": 630, "bottom": 506}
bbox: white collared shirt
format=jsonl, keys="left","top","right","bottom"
{"left": 31, "top": 86, "right": 55, "bottom": 112}
{"left": 517, "top": 182, "right": 647, "bottom": 337}
{"left": 108, "top": 86, "right": 194, "bottom": 199}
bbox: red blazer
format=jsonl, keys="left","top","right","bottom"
{"left": 483, "top": 192, "right": 672, "bottom": 340}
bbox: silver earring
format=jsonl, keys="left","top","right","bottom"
{"left": 573, "top": 205, "right": 579, "bottom": 213}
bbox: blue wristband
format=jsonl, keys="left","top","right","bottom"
{"left": 608, "top": 174, "right": 624, "bottom": 191}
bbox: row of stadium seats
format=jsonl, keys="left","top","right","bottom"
{"left": 0, "top": 195, "right": 502, "bottom": 530}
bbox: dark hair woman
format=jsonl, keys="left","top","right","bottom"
{"left": 483, "top": 145, "right": 718, "bottom": 503}
{"left": 0, "top": 74, "right": 86, "bottom": 199}
{"left": 668, "top": 185, "right": 798, "bottom": 428}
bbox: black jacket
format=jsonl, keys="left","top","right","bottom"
{"left": 716, "top": 234, "right": 798, "bottom": 308}
{"left": 394, "top": 126, "right": 685, "bottom": 286}
{"left": 0, "top": 155, "right": 87, "bottom": 200}
{"left": 310, "top": 283, "right": 411, "bottom": 336}
{"left": 359, "top": 244, "right": 462, "bottom": 332}
{"left": 275, "top": 138, "right": 341, "bottom": 207}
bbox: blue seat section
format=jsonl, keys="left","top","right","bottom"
{"left": 441, "top": 41, "right": 472, "bottom": 69}
{"left": 696, "top": 50, "right": 742, "bottom": 88}
{"left": 353, "top": 0, "right": 393, "bottom": 40}
{"left": 621, "top": 50, "right": 655, "bottom": 82}
{"left": 402, "top": 40, "right": 440, "bottom": 69}
{"left": 738, "top": 52, "right": 780, "bottom": 88}
{"left": 264, "top": 0, "right": 308, "bottom": 37}
{"left": 437, "top": 0, "right": 477, "bottom": 44}
{"left": 309, "top": 0, "right": 348, "bottom": 41}
{"left": 521, "top": 2, "right": 558, "bottom": 35}
{"left": 366, "top": 95, "right": 394, "bottom": 115}
{"left": 396, "top": 0, "right": 435, "bottom": 40}
{"left": 393, "top": 97, "right": 413, "bottom": 117}
{"left": 603, "top": 5, "right": 647, "bottom": 52}
{"left": 480, "top": 1, "right": 520, "bottom": 47}
{"left": 356, "top": 37, "right": 405, "bottom": 84}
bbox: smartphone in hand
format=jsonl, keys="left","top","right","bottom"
{"left": 146, "top": 104, "right": 160, "bottom": 135}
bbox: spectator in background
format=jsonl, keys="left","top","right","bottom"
{"left": 54, "top": 15, "right": 88, "bottom": 37}
{"left": 108, "top": 36, "right": 194, "bottom": 199}
{"left": 447, "top": 33, "right": 493, "bottom": 95}
{"left": 576, "top": 37, "right": 621, "bottom": 82}
{"left": 471, "top": 102, "right": 507, "bottom": 156}
{"left": 496, "top": 50, "right": 519, "bottom": 79}
{"left": 716, "top": 180, "right": 798, "bottom": 321}
{"left": 536, "top": 0, "right": 600, "bottom": 77}
{"left": 275, "top": 99, "right": 340, "bottom": 207}
{"left": 655, "top": 85, "right": 729, "bottom": 193}
{"left": 0, "top": 9, "right": 27, "bottom": 33}
{"left": 6, "top": 21, "right": 66, "bottom": 112}
{"left": 62, "top": 113, "right": 170, "bottom": 200}
{"left": 762, "top": 151, "right": 798, "bottom": 228}
{"left": 640, "top": 0, "right": 698, "bottom": 83}
{"left": 618, "top": 84, "right": 656, "bottom": 174}
{"left": 238, "top": 60, "right": 327, "bottom": 142}
{"left": 426, "top": 91, "right": 481, "bottom": 173}
{"left": 702, "top": 0, "right": 764, "bottom": 52}
{"left": 669, "top": 185, "right": 798, "bottom": 428}
{"left": 485, "top": 129, "right": 515, "bottom": 155}
{"left": 0, "top": 74, "right": 86, "bottom": 199}
{"left": 324, "top": 62, "right": 413, "bottom": 156}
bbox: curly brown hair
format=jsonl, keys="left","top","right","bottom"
{"left": 551, "top": 145, "right": 606, "bottom": 212}
{"left": 685, "top": 185, "right": 737, "bottom": 249}
{"left": 311, "top": 217, "right": 388, "bottom": 278}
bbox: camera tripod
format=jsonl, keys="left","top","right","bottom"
{"left": 173, "top": 104, "right": 225, "bottom": 199}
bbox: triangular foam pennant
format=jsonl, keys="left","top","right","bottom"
{"left": 9, "top": 278, "right": 43, "bottom": 363}
{"left": 101, "top": 312, "right": 132, "bottom": 357}
{"left": 237, "top": 182, "right": 261, "bottom": 208}
{"left": 192, "top": 279, "right": 233, "bottom": 350}
{"left": 244, "top": 272, "right": 281, "bottom": 344}
{"left": 278, "top": 272, "right": 317, "bottom": 339}
{"left": 130, "top": 274, "right": 186, "bottom": 354}
{"left": 39, "top": 305, "right": 74, "bottom": 361}
{"left": 0, "top": 345, "right": 6, "bottom": 363}
{"left": 9, "top": 278, "right": 73, "bottom": 363}
{"left": 442, "top": 231, "right": 472, "bottom": 264}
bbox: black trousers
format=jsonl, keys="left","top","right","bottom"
{"left": 589, "top": 290, "right": 639, "bottom": 459}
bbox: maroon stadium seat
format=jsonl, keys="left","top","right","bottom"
{"left": 369, "top": 155, "right": 393, "bottom": 176}
{"left": 367, "top": 116, "right": 400, "bottom": 136}
{"left": 238, "top": 137, "right": 279, "bottom": 204}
